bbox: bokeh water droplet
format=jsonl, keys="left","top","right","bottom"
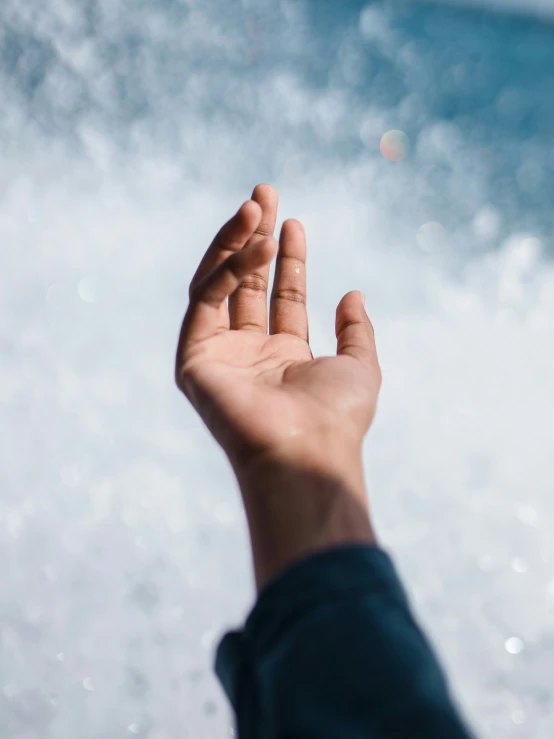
{"left": 416, "top": 222, "right": 448, "bottom": 253}
{"left": 517, "top": 505, "right": 537, "bottom": 525}
{"left": 78, "top": 277, "right": 96, "bottom": 303}
{"left": 379, "top": 129, "right": 409, "bottom": 161}
{"left": 504, "top": 636, "right": 524, "bottom": 655}
{"left": 511, "top": 557, "right": 528, "bottom": 573}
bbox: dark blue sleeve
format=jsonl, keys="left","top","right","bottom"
{"left": 215, "top": 544, "right": 476, "bottom": 739}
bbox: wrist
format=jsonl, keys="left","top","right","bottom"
{"left": 233, "top": 440, "right": 376, "bottom": 592}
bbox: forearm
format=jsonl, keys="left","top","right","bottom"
{"left": 220, "top": 450, "right": 475, "bottom": 738}
{"left": 232, "top": 436, "right": 376, "bottom": 592}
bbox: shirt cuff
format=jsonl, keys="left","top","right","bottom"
{"left": 215, "top": 543, "right": 407, "bottom": 708}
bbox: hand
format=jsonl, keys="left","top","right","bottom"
{"left": 175, "top": 183, "right": 381, "bottom": 470}
{"left": 175, "top": 184, "right": 382, "bottom": 586}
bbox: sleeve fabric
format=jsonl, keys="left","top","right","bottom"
{"left": 215, "top": 544, "right": 476, "bottom": 739}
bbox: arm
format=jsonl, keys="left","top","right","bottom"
{"left": 175, "top": 184, "right": 476, "bottom": 738}
{"left": 217, "top": 461, "right": 475, "bottom": 739}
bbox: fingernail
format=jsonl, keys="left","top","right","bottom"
{"left": 360, "top": 292, "right": 366, "bottom": 307}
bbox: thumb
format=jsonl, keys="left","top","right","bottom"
{"left": 335, "top": 290, "right": 379, "bottom": 370}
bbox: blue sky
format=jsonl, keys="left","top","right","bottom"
{"left": 1, "top": 2, "right": 553, "bottom": 737}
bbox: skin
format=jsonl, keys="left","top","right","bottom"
{"left": 175, "top": 184, "right": 382, "bottom": 590}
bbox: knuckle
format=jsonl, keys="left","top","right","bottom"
{"left": 340, "top": 318, "right": 364, "bottom": 333}
{"left": 254, "top": 226, "right": 272, "bottom": 237}
{"left": 272, "top": 287, "right": 306, "bottom": 304}
{"left": 237, "top": 273, "right": 268, "bottom": 294}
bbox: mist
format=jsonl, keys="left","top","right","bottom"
{"left": 1, "top": 1, "right": 553, "bottom": 737}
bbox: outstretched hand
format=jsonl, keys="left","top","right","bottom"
{"left": 175, "top": 184, "right": 381, "bottom": 480}
{"left": 175, "top": 184, "right": 382, "bottom": 586}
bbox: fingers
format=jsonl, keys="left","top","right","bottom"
{"left": 177, "top": 237, "right": 278, "bottom": 368}
{"left": 229, "top": 184, "right": 279, "bottom": 332}
{"left": 188, "top": 199, "right": 263, "bottom": 300}
{"left": 335, "top": 291, "right": 380, "bottom": 375}
{"left": 269, "top": 219, "right": 309, "bottom": 341}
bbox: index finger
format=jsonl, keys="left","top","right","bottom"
{"left": 188, "top": 199, "right": 263, "bottom": 299}
{"left": 176, "top": 199, "right": 273, "bottom": 371}
{"left": 175, "top": 236, "right": 278, "bottom": 380}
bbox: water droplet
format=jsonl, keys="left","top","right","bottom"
{"left": 379, "top": 129, "right": 409, "bottom": 161}
{"left": 47, "top": 284, "right": 64, "bottom": 305}
{"left": 128, "top": 723, "right": 139, "bottom": 734}
{"left": 511, "top": 557, "right": 528, "bottom": 573}
{"left": 56, "top": 652, "right": 65, "bottom": 662}
{"left": 511, "top": 709, "right": 525, "bottom": 724}
{"left": 517, "top": 505, "right": 537, "bottom": 525}
{"left": 82, "top": 677, "right": 94, "bottom": 691}
{"left": 78, "top": 277, "right": 96, "bottom": 303}
{"left": 472, "top": 205, "right": 501, "bottom": 241}
{"left": 505, "top": 636, "right": 524, "bottom": 655}
{"left": 519, "top": 237, "right": 542, "bottom": 265}
{"left": 360, "top": 6, "right": 389, "bottom": 41}
{"left": 478, "top": 555, "right": 494, "bottom": 572}
{"left": 416, "top": 222, "right": 447, "bottom": 254}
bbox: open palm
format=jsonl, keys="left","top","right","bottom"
{"left": 175, "top": 185, "right": 381, "bottom": 475}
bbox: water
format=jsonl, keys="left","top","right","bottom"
{"left": 1, "top": 1, "right": 553, "bottom": 737}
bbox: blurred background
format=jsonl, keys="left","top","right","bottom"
{"left": 1, "top": 0, "right": 554, "bottom": 737}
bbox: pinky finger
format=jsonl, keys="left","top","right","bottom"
{"left": 177, "top": 237, "right": 278, "bottom": 354}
